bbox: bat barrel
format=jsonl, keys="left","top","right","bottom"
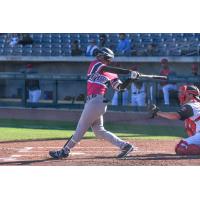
{"left": 139, "top": 74, "right": 167, "bottom": 80}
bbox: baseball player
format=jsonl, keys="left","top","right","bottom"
{"left": 129, "top": 66, "right": 146, "bottom": 107}
{"left": 149, "top": 84, "right": 200, "bottom": 155}
{"left": 159, "top": 58, "right": 177, "bottom": 105}
{"left": 49, "top": 47, "right": 139, "bottom": 159}
{"left": 111, "top": 90, "right": 129, "bottom": 106}
{"left": 131, "top": 81, "right": 146, "bottom": 106}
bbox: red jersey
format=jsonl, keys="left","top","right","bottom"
{"left": 87, "top": 60, "right": 121, "bottom": 96}
{"left": 160, "top": 68, "right": 176, "bottom": 86}
{"left": 177, "top": 101, "right": 200, "bottom": 136}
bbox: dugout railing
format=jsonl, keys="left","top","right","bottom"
{"left": 0, "top": 72, "right": 199, "bottom": 111}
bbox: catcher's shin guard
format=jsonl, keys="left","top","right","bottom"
{"left": 175, "top": 140, "right": 200, "bottom": 155}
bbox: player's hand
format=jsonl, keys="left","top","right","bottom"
{"left": 130, "top": 71, "right": 140, "bottom": 80}
{"left": 147, "top": 104, "right": 159, "bottom": 118}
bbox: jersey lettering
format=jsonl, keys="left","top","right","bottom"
{"left": 88, "top": 73, "right": 109, "bottom": 86}
{"left": 87, "top": 60, "right": 119, "bottom": 96}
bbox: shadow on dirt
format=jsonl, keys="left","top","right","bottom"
{"left": 124, "top": 153, "right": 200, "bottom": 160}
{"left": 0, "top": 158, "right": 54, "bottom": 165}
{"left": 1, "top": 153, "right": 200, "bottom": 166}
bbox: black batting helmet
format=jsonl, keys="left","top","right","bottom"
{"left": 97, "top": 47, "right": 114, "bottom": 60}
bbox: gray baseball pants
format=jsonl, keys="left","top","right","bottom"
{"left": 64, "top": 95, "right": 127, "bottom": 151}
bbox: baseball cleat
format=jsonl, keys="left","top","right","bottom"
{"left": 117, "top": 143, "right": 134, "bottom": 158}
{"left": 49, "top": 149, "right": 69, "bottom": 159}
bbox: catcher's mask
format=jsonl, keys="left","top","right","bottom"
{"left": 178, "top": 85, "right": 200, "bottom": 105}
{"left": 96, "top": 47, "right": 114, "bottom": 62}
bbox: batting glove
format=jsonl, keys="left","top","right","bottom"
{"left": 130, "top": 71, "right": 140, "bottom": 80}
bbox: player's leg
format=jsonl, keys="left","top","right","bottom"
{"left": 91, "top": 115, "right": 126, "bottom": 149}
{"left": 175, "top": 133, "right": 200, "bottom": 155}
{"left": 49, "top": 96, "right": 107, "bottom": 159}
{"left": 162, "top": 84, "right": 170, "bottom": 105}
{"left": 91, "top": 115, "right": 134, "bottom": 158}
{"left": 111, "top": 91, "right": 118, "bottom": 105}
{"left": 171, "top": 84, "right": 177, "bottom": 91}
{"left": 163, "top": 84, "right": 178, "bottom": 105}
{"left": 122, "top": 90, "right": 129, "bottom": 106}
{"left": 29, "top": 90, "right": 33, "bottom": 102}
{"left": 131, "top": 94, "right": 137, "bottom": 106}
{"left": 32, "top": 90, "right": 41, "bottom": 103}
{"left": 137, "top": 93, "right": 146, "bottom": 106}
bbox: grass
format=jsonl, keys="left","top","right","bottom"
{"left": 0, "top": 119, "right": 186, "bottom": 141}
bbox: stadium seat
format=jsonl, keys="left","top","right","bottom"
{"left": 169, "top": 49, "right": 182, "bottom": 56}
{"left": 2, "top": 47, "right": 13, "bottom": 55}
{"left": 51, "top": 51, "right": 61, "bottom": 56}
{"left": 69, "top": 33, "right": 80, "bottom": 40}
{"left": 61, "top": 49, "right": 71, "bottom": 56}
{"left": 1, "top": 33, "right": 200, "bottom": 57}
{"left": 88, "top": 33, "right": 99, "bottom": 40}
{"left": 51, "top": 37, "right": 61, "bottom": 43}
{"left": 32, "top": 48, "right": 42, "bottom": 56}
{"left": 12, "top": 48, "right": 23, "bottom": 56}
{"left": 41, "top": 37, "right": 51, "bottom": 43}
{"left": 42, "top": 33, "right": 51, "bottom": 38}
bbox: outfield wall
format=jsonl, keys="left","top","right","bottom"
{"left": 0, "top": 56, "right": 199, "bottom": 104}
{"left": 0, "top": 107, "right": 183, "bottom": 126}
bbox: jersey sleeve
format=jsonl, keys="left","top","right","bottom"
{"left": 177, "top": 104, "right": 194, "bottom": 120}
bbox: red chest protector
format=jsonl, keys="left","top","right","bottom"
{"left": 185, "top": 115, "right": 200, "bottom": 136}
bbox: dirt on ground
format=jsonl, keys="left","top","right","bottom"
{"left": 0, "top": 139, "right": 200, "bottom": 166}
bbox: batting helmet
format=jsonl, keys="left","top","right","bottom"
{"left": 178, "top": 85, "right": 200, "bottom": 105}
{"left": 97, "top": 47, "right": 114, "bottom": 60}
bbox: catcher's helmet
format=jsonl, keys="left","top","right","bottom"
{"left": 97, "top": 47, "right": 114, "bottom": 60}
{"left": 178, "top": 85, "right": 200, "bottom": 104}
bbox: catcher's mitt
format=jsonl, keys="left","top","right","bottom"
{"left": 147, "top": 104, "right": 159, "bottom": 118}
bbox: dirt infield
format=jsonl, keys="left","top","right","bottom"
{"left": 0, "top": 139, "right": 200, "bottom": 166}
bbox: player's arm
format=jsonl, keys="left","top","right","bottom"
{"left": 157, "top": 111, "right": 181, "bottom": 120}
{"left": 157, "top": 104, "right": 193, "bottom": 120}
{"left": 118, "top": 78, "right": 132, "bottom": 90}
{"left": 102, "top": 66, "right": 130, "bottom": 74}
{"left": 110, "top": 78, "right": 133, "bottom": 91}
{"left": 103, "top": 66, "right": 140, "bottom": 90}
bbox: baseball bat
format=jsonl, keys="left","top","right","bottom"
{"left": 103, "top": 66, "right": 167, "bottom": 80}
{"left": 138, "top": 73, "right": 167, "bottom": 80}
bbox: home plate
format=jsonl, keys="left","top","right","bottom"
{"left": 71, "top": 152, "right": 85, "bottom": 155}
{"left": 18, "top": 147, "right": 33, "bottom": 152}
{"left": 11, "top": 155, "right": 22, "bottom": 158}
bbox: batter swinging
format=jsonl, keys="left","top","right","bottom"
{"left": 49, "top": 47, "right": 139, "bottom": 159}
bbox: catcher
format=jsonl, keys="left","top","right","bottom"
{"left": 148, "top": 84, "right": 200, "bottom": 155}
